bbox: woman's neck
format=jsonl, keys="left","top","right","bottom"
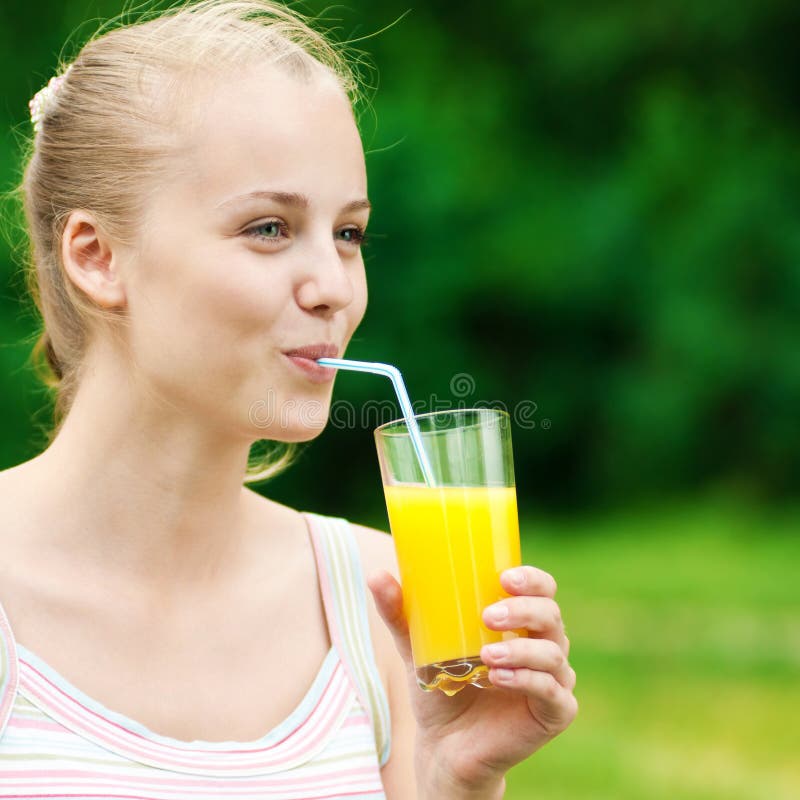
{"left": 12, "top": 356, "right": 262, "bottom": 599}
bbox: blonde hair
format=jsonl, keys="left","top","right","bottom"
{"left": 15, "top": 0, "right": 366, "bottom": 484}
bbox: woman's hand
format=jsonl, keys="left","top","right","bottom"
{"left": 368, "top": 565, "right": 578, "bottom": 798}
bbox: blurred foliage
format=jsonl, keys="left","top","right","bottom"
{"left": 1, "top": 0, "right": 799, "bottom": 518}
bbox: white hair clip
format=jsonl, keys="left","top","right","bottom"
{"left": 29, "top": 64, "right": 73, "bottom": 133}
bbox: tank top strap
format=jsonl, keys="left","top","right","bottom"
{"left": 303, "top": 512, "right": 391, "bottom": 768}
{"left": 0, "top": 598, "right": 19, "bottom": 740}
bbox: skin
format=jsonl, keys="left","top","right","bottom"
{"left": 4, "top": 62, "right": 577, "bottom": 797}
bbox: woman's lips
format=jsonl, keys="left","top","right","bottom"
{"left": 283, "top": 353, "right": 337, "bottom": 383}
{"left": 281, "top": 343, "right": 338, "bottom": 383}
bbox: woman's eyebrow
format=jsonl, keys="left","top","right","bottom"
{"left": 215, "top": 190, "right": 371, "bottom": 213}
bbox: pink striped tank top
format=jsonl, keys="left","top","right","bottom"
{"left": 0, "top": 512, "right": 391, "bottom": 799}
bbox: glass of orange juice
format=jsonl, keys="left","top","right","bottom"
{"left": 374, "top": 408, "right": 524, "bottom": 695}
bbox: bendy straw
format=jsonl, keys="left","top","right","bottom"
{"left": 316, "top": 358, "right": 436, "bottom": 486}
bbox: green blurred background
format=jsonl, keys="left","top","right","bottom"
{"left": 1, "top": 1, "right": 798, "bottom": 797}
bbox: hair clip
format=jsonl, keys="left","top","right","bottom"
{"left": 29, "top": 64, "right": 73, "bottom": 133}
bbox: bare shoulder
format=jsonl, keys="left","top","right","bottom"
{"left": 346, "top": 521, "right": 402, "bottom": 689}
{"left": 348, "top": 521, "right": 399, "bottom": 579}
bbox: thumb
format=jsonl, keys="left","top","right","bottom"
{"left": 366, "top": 569, "right": 413, "bottom": 664}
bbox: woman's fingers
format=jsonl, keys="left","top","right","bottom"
{"left": 480, "top": 637, "right": 576, "bottom": 689}
{"left": 489, "top": 666, "right": 579, "bottom": 736}
{"left": 482, "top": 595, "right": 569, "bottom": 654}
{"left": 500, "top": 566, "right": 558, "bottom": 598}
{"left": 366, "top": 569, "right": 413, "bottom": 663}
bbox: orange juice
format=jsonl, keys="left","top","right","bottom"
{"left": 382, "top": 484, "right": 523, "bottom": 687}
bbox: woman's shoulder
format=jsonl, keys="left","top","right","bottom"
{"left": 296, "top": 499, "right": 397, "bottom": 581}
{"left": 332, "top": 519, "right": 401, "bottom": 696}
{"left": 346, "top": 520, "right": 398, "bottom": 580}
{"left": 250, "top": 492, "right": 396, "bottom": 570}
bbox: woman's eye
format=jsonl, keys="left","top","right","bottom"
{"left": 243, "top": 220, "right": 368, "bottom": 246}
{"left": 245, "top": 220, "right": 287, "bottom": 240}
{"left": 337, "top": 226, "right": 369, "bottom": 246}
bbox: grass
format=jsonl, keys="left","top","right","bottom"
{"left": 504, "top": 500, "right": 800, "bottom": 800}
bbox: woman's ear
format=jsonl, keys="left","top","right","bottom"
{"left": 61, "top": 210, "right": 128, "bottom": 309}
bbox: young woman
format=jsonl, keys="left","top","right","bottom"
{"left": 0, "top": 2, "right": 577, "bottom": 797}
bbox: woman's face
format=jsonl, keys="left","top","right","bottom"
{"left": 124, "top": 64, "right": 369, "bottom": 442}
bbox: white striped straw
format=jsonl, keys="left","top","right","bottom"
{"left": 317, "top": 358, "right": 436, "bottom": 487}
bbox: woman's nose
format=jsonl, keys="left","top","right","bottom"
{"left": 295, "top": 240, "right": 355, "bottom": 313}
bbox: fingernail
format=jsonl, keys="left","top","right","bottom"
{"left": 495, "top": 668, "right": 514, "bottom": 683}
{"left": 486, "top": 603, "right": 509, "bottom": 623}
{"left": 505, "top": 568, "right": 524, "bottom": 588}
{"left": 484, "top": 643, "right": 509, "bottom": 660}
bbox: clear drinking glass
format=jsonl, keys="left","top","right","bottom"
{"left": 374, "top": 408, "right": 525, "bottom": 695}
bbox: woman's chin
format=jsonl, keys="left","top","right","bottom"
{"left": 280, "top": 422, "right": 328, "bottom": 442}
{"left": 245, "top": 415, "right": 329, "bottom": 443}
{"left": 245, "top": 394, "right": 331, "bottom": 437}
